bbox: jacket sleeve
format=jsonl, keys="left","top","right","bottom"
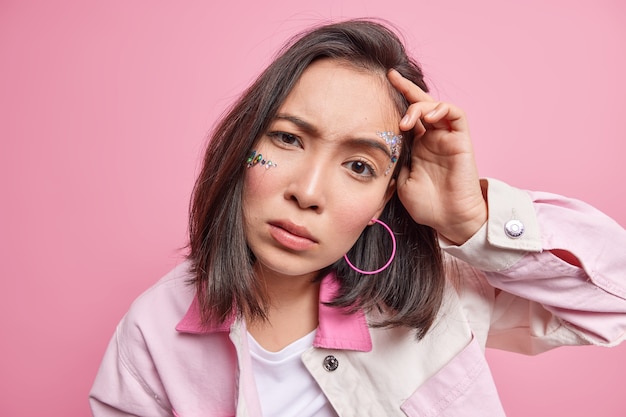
{"left": 89, "top": 317, "right": 173, "bottom": 417}
{"left": 441, "top": 178, "right": 626, "bottom": 354}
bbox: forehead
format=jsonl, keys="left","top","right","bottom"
{"left": 278, "top": 59, "right": 400, "bottom": 134}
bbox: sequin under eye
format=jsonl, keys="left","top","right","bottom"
{"left": 245, "top": 150, "right": 277, "bottom": 169}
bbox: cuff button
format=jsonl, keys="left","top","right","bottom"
{"left": 504, "top": 219, "right": 525, "bottom": 238}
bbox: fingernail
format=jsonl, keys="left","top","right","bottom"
{"left": 401, "top": 114, "right": 410, "bottom": 125}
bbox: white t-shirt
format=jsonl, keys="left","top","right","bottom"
{"left": 248, "top": 330, "right": 338, "bottom": 417}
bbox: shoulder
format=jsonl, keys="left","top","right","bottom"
{"left": 119, "top": 261, "right": 196, "bottom": 342}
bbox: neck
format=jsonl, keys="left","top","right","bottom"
{"left": 247, "top": 266, "right": 322, "bottom": 352}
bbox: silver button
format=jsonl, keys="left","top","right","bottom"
{"left": 323, "top": 355, "right": 339, "bottom": 372}
{"left": 504, "top": 219, "right": 525, "bottom": 238}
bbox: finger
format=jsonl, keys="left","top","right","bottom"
{"left": 400, "top": 101, "right": 444, "bottom": 132}
{"left": 400, "top": 108, "right": 427, "bottom": 136}
{"left": 423, "top": 102, "right": 468, "bottom": 133}
{"left": 387, "top": 69, "right": 433, "bottom": 104}
{"left": 401, "top": 101, "right": 467, "bottom": 134}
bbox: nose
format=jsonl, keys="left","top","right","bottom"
{"left": 284, "top": 157, "right": 328, "bottom": 212}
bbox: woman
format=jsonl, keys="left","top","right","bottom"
{"left": 90, "top": 19, "right": 626, "bottom": 416}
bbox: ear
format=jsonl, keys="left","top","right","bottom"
{"left": 369, "top": 178, "right": 396, "bottom": 225}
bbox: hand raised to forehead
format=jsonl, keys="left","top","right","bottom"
{"left": 387, "top": 69, "right": 487, "bottom": 245}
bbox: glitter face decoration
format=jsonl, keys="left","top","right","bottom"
{"left": 377, "top": 131, "right": 402, "bottom": 175}
{"left": 245, "top": 150, "right": 277, "bottom": 169}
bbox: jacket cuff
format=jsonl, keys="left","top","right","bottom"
{"left": 440, "top": 178, "right": 542, "bottom": 272}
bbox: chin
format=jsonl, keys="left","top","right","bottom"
{"left": 254, "top": 256, "right": 332, "bottom": 280}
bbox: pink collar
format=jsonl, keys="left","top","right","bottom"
{"left": 175, "top": 273, "right": 372, "bottom": 352}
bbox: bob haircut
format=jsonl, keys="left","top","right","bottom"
{"left": 188, "top": 18, "right": 445, "bottom": 339}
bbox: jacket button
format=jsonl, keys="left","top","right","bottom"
{"left": 504, "top": 219, "right": 525, "bottom": 238}
{"left": 323, "top": 355, "right": 339, "bottom": 372}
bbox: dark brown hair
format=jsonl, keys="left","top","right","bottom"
{"left": 188, "top": 18, "right": 445, "bottom": 338}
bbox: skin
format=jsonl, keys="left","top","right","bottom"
{"left": 243, "top": 60, "right": 489, "bottom": 350}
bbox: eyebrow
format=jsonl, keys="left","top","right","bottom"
{"left": 274, "top": 113, "right": 392, "bottom": 159}
{"left": 345, "top": 138, "right": 392, "bottom": 159}
{"left": 274, "top": 113, "right": 319, "bottom": 135}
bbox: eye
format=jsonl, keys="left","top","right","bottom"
{"left": 267, "top": 131, "right": 302, "bottom": 147}
{"left": 344, "top": 160, "right": 376, "bottom": 178}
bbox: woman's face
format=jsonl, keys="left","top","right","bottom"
{"left": 243, "top": 59, "right": 401, "bottom": 280}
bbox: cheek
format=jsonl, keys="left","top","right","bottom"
{"left": 243, "top": 168, "right": 264, "bottom": 196}
{"left": 325, "top": 204, "right": 382, "bottom": 257}
{"left": 242, "top": 161, "right": 289, "bottom": 233}
{"left": 243, "top": 162, "right": 280, "bottom": 203}
{"left": 242, "top": 143, "right": 282, "bottom": 195}
{"left": 330, "top": 192, "right": 386, "bottom": 239}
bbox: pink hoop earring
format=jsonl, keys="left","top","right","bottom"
{"left": 343, "top": 218, "right": 397, "bottom": 275}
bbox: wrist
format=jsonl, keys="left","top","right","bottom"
{"left": 439, "top": 218, "right": 487, "bottom": 245}
{"left": 438, "top": 202, "right": 488, "bottom": 245}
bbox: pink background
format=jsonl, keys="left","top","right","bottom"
{"left": 1, "top": 1, "right": 624, "bottom": 416}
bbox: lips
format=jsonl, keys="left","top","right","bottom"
{"left": 268, "top": 220, "right": 318, "bottom": 251}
